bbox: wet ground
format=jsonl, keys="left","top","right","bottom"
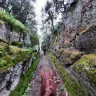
{"left": 29, "top": 51, "right": 68, "bottom": 96}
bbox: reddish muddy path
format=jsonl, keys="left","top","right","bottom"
{"left": 29, "top": 51, "right": 68, "bottom": 96}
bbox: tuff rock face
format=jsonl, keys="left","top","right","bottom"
{"left": 24, "top": 33, "right": 31, "bottom": 46}
{"left": 0, "top": 57, "right": 32, "bottom": 96}
{"left": 74, "top": 24, "right": 96, "bottom": 53}
{"left": 0, "top": 22, "right": 31, "bottom": 46}
{"left": 0, "top": 23, "right": 8, "bottom": 40}
{"left": 52, "top": 0, "right": 96, "bottom": 51}
{"left": 50, "top": 0, "right": 96, "bottom": 96}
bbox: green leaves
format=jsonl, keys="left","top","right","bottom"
{"left": 61, "top": 86, "right": 67, "bottom": 91}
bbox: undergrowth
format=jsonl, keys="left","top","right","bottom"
{"left": 9, "top": 57, "right": 39, "bottom": 96}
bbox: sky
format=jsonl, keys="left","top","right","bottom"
{"left": 33, "top": 0, "right": 48, "bottom": 35}
{"left": 33, "top": 0, "right": 64, "bottom": 35}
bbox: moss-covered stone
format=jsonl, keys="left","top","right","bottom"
{"left": 48, "top": 52, "right": 87, "bottom": 96}
{"left": 60, "top": 49, "right": 83, "bottom": 65}
{"left": 11, "top": 41, "right": 23, "bottom": 48}
{"left": 30, "top": 34, "right": 39, "bottom": 47}
{"left": 74, "top": 24, "right": 96, "bottom": 53}
{"left": 73, "top": 54, "right": 96, "bottom": 85}
{"left": 53, "top": 48, "right": 64, "bottom": 58}
{"left": 0, "top": 38, "right": 9, "bottom": 44}
{"left": 0, "top": 10, "right": 27, "bottom": 32}
{"left": 0, "top": 20, "right": 4, "bottom": 25}
{"left": 52, "top": 34, "right": 60, "bottom": 46}
{"left": 0, "top": 45, "right": 32, "bottom": 73}
{"left": 9, "top": 57, "right": 39, "bottom": 96}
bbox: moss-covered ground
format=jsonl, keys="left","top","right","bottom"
{"left": 0, "top": 44, "right": 32, "bottom": 73}
{"left": 9, "top": 57, "right": 39, "bottom": 96}
{"left": 48, "top": 52, "right": 87, "bottom": 96}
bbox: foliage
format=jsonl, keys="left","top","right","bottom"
{"left": 11, "top": 41, "right": 23, "bottom": 48}
{"left": 0, "top": 20, "right": 4, "bottom": 25}
{"left": 30, "top": 47, "right": 37, "bottom": 52}
{"left": 44, "top": 0, "right": 57, "bottom": 30}
{"left": 1, "top": 0, "right": 37, "bottom": 34}
{"left": 53, "top": 0, "right": 78, "bottom": 13}
{"left": 0, "top": 10, "right": 27, "bottom": 32}
{"left": 51, "top": 27, "right": 57, "bottom": 34}
{"left": 0, "top": 38, "right": 8, "bottom": 44}
{"left": 10, "top": 57, "right": 39, "bottom": 96}
{"left": 48, "top": 52, "right": 87, "bottom": 96}
{"left": 30, "top": 34, "right": 39, "bottom": 47}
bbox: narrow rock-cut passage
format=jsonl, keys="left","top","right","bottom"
{"left": 29, "top": 51, "right": 68, "bottom": 96}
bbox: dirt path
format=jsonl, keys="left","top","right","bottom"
{"left": 29, "top": 51, "right": 68, "bottom": 96}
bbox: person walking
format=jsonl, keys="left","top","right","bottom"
{"left": 42, "top": 45, "right": 46, "bottom": 55}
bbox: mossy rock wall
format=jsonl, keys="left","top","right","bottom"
{"left": 74, "top": 24, "right": 96, "bottom": 53}
{"left": 73, "top": 54, "right": 96, "bottom": 86}
{"left": 52, "top": 48, "right": 83, "bottom": 66}
{"left": 0, "top": 10, "right": 34, "bottom": 48}
{"left": 72, "top": 54, "right": 96, "bottom": 96}
{"left": 0, "top": 44, "right": 32, "bottom": 73}
{"left": 0, "top": 44, "right": 38, "bottom": 95}
{"left": 49, "top": 52, "right": 87, "bottom": 96}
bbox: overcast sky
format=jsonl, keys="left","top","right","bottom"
{"left": 33, "top": 0, "right": 48, "bottom": 35}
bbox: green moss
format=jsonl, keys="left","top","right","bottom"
{"left": 73, "top": 54, "right": 96, "bottom": 85}
{"left": 10, "top": 57, "right": 39, "bottom": 96}
{"left": 11, "top": 41, "right": 23, "bottom": 48}
{"left": 48, "top": 53, "right": 87, "bottom": 96}
{"left": 0, "top": 10, "right": 27, "bottom": 32}
{"left": 60, "top": 50, "right": 83, "bottom": 65}
{"left": 53, "top": 34, "right": 60, "bottom": 46}
{"left": 0, "top": 38, "right": 8, "bottom": 44}
{"left": 0, "top": 20, "right": 4, "bottom": 25}
{"left": 0, "top": 45, "right": 32, "bottom": 73}
{"left": 80, "top": 24, "right": 96, "bottom": 35}
{"left": 30, "top": 34, "right": 39, "bottom": 47}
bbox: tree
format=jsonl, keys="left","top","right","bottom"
{"left": 1, "top": 0, "right": 37, "bottom": 34}
{"left": 53, "top": 0, "right": 78, "bottom": 13}
{"left": 44, "top": 1, "right": 57, "bottom": 30}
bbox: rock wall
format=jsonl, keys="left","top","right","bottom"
{"left": 0, "top": 57, "right": 32, "bottom": 96}
{"left": 52, "top": 0, "right": 96, "bottom": 51}
{"left": 63, "top": 0, "right": 96, "bottom": 31}
{"left": 70, "top": 67, "right": 96, "bottom": 96}
{"left": 50, "top": 0, "right": 96, "bottom": 96}
{"left": 0, "top": 22, "right": 31, "bottom": 47}
{"left": 0, "top": 9, "right": 39, "bottom": 96}
{"left": 74, "top": 24, "right": 96, "bottom": 53}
